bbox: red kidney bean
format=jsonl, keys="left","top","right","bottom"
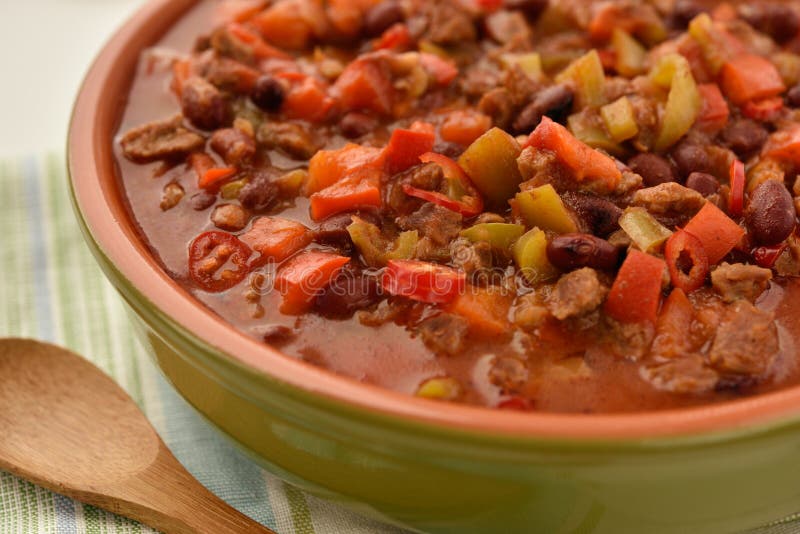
{"left": 628, "top": 153, "right": 677, "bottom": 187}
{"left": 250, "top": 75, "right": 286, "bottom": 111}
{"left": 505, "top": 0, "right": 549, "bottom": 18}
{"left": 313, "top": 210, "right": 381, "bottom": 247}
{"left": 721, "top": 119, "right": 768, "bottom": 158}
{"left": 745, "top": 180, "right": 796, "bottom": 245}
{"left": 314, "top": 265, "right": 381, "bottom": 318}
{"left": 546, "top": 233, "right": 620, "bottom": 271}
{"left": 787, "top": 85, "right": 800, "bottom": 108}
{"left": 561, "top": 192, "right": 622, "bottom": 237}
{"left": 364, "top": 0, "right": 404, "bottom": 36}
{"left": 671, "top": 141, "right": 712, "bottom": 179}
{"left": 740, "top": 3, "right": 800, "bottom": 43}
{"left": 685, "top": 172, "right": 720, "bottom": 197}
{"left": 340, "top": 112, "right": 378, "bottom": 139}
{"left": 512, "top": 84, "right": 574, "bottom": 134}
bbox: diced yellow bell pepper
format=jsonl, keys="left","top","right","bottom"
{"left": 418, "top": 39, "right": 449, "bottom": 59}
{"left": 652, "top": 54, "right": 701, "bottom": 152}
{"left": 416, "top": 377, "right": 462, "bottom": 400}
{"left": 513, "top": 228, "right": 559, "bottom": 284}
{"left": 274, "top": 169, "right": 307, "bottom": 196}
{"left": 347, "top": 218, "right": 418, "bottom": 267}
{"left": 773, "top": 52, "right": 800, "bottom": 87}
{"left": 500, "top": 53, "right": 543, "bottom": 80}
{"left": 567, "top": 111, "right": 625, "bottom": 157}
{"left": 220, "top": 178, "right": 248, "bottom": 200}
{"left": 688, "top": 13, "right": 729, "bottom": 75}
{"left": 460, "top": 223, "right": 525, "bottom": 253}
{"left": 618, "top": 207, "right": 672, "bottom": 253}
{"left": 612, "top": 29, "right": 647, "bottom": 78}
{"left": 514, "top": 184, "right": 578, "bottom": 234}
{"left": 601, "top": 96, "right": 639, "bottom": 143}
{"left": 555, "top": 49, "right": 606, "bottom": 109}
{"left": 458, "top": 127, "right": 523, "bottom": 209}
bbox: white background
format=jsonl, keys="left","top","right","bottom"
{"left": 0, "top": 0, "right": 145, "bottom": 158}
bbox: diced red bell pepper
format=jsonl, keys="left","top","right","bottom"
{"left": 604, "top": 250, "right": 666, "bottom": 324}
{"left": 525, "top": 117, "right": 622, "bottom": 191}
{"left": 239, "top": 217, "right": 312, "bottom": 265}
{"left": 764, "top": 126, "right": 800, "bottom": 165}
{"left": 742, "top": 96, "right": 785, "bottom": 122}
{"left": 333, "top": 57, "right": 395, "bottom": 116}
{"left": 381, "top": 260, "right": 466, "bottom": 304}
{"left": 752, "top": 243, "right": 788, "bottom": 268}
{"left": 419, "top": 53, "right": 459, "bottom": 86}
{"left": 665, "top": 229, "right": 709, "bottom": 293}
{"left": 440, "top": 109, "right": 492, "bottom": 146}
{"left": 476, "top": 0, "right": 503, "bottom": 12}
{"left": 728, "top": 159, "right": 745, "bottom": 217}
{"left": 309, "top": 167, "right": 382, "bottom": 221}
{"left": 199, "top": 167, "right": 238, "bottom": 192}
{"left": 274, "top": 251, "right": 350, "bottom": 314}
{"left": 696, "top": 83, "right": 729, "bottom": 132}
{"left": 719, "top": 54, "right": 786, "bottom": 105}
{"left": 383, "top": 122, "right": 436, "bottom": 175}
{"left": 402, "top": 152, "right": 483, "bottom": 216}
{"left": 682, "top": 203, "right": 745, "bottom": 265}
{"left": 376, "top": 23, "right": 411, "bottom": 50}
{"left": 280, "top": 75, "right": 334, "bottom": 122}
{"left": 227, "top": 23, "right": 292, "bottom": 60}
{"left": 188, "top": 231, "right": 253, "bottom": 292}
{"left": 306, "top": 143, "right": 385, "bottom": 194}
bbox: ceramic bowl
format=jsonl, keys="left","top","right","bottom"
{"left": 68, "top": 1, "right": 800, "bottom": 532}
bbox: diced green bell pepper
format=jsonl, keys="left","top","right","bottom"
{"left": 500, "top": 53, "right": 543, "bottom": 80}
{"left": 460, "top": 223, "right": 525, "bottom": 253}
{"left": 651, "top": 54, "right": 701, "bottom": 152}
{"left": 458, "top": 127, "right": 523, "bottom": 209}
{"left": 612, "top": 29, "right": 647, "bottom": 77}
{"left": 347, "top": 217, "right": 418, "bottom": 267}
{"left": 220, "top": 178, "right": 248, "bottom": 200}
{"left": 513, "top": 228, "right": 559, "bottom": 284}
{"left": 555, "top": 49, "right": 606, "bottom": 109}
{"left": 618, "top": 207, "right": 672, "bottom": 253}
{"left": 567, "top": 110, "right": 625, "bottom": 157}
{"left": 600, "top": 96, "right": 639, "bottom": 143}
{"left": 515, "top": 184, "right": 578, "bottom": 234}
{"left": 416, "top": 377, "right": 462, "bottom": 400}
{"left": 275, "top": 169, "right": 307, "bottom": 196}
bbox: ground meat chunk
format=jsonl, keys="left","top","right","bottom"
{"left": 450, "top": 237, "right": 494, "bottom": 277}
{"left": 238, "top": 171, "right": 279, "bottom": 211}
{"left": 211, "top": 203, "right": 250, "bottom": 231}
{"left": 513, "top": 84, "right": 574, "bottom": 134}
{"left": 485, "top": 10, "right": 532, "bottom": 45}
{"left": 631, "top": 182, "right": 706, "bottom": 219}
{"left": 210, "top": 128, "right": 256, "bottom": 166}
{"left": 160, "top": 182, "right": 185, "bottom": 211}
{"left": 721, "top": 119, "right": 769, "bottom": 157}
{"left": 397, "top": 203, "right": 463, "bottom": 246}
{"left": 478, "top": 88, "right": 514, "bottom": 129}
{"left": 709, "top": 300, "right": 779, "bottom": 376}
{"left": 502, "top": 65, "right": 537, "bottom": 108}
{"left": 489, "top": 357, "right": 529, "bottom": 392}
{"left": 548, "top": 268, "right": 607, "bottom": 320}
{"left": 315, "top": 265, "right": 380, "bottom": 318}
{"left": 517, "top": 147, "right": 573, "bottom": 191}
{"left": 711, "top": 262, "right": 772, "bottom": 303}
{"left": 180, "top": 76, "right": 230, "bottom": 130}
{"left": 424, "top": 1, "right": 477, "bottom": 45}
{"left": 257, "top": 122, "right": 318, "bottom": 160}
{"left": 384, "top": 162, "right": 443, "bottom": 215}
{"left": 640, "top": 356, "right": 719, "bottom": 394}
{"left": 119, "top": 115, "right": 204, "bottom": 162}
{"left": 417, "top": 313, "right": 470, "bottom": 356}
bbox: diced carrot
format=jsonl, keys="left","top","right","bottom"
{"left": 445, "top": 287, "right": 511, "bottom": 336}
{"left": 239, "top": 217, "right": 311, "bottom": 264}
{"left": 333, "top": 57, "right": 395, "bottom": 116}
{"left": 282, "top": 76, "right": 334, "bottom": 122}
{"left": 376, "top": 23, "right": 411, "bottom": 50}
{"left": 171, "top": 59, "right": 192, "bottom": 98}
{"left": 525, "top": 117, "right": 622, "bottom": 191}
{"left": 419, "top": 53, "right": 458, "bottom": 86}
{"left": 682, "top": 202, "right": 745, "bottom": 265}
{"left": 306, "top": 143, "right": 385, "bottom": 194}
{"left": 719, "top": 54, "right": 786, "bottom": 105}
{"left": 250, "top": 0, "right": 314, "bottom": 50}
{"left": 728, "top": 159, "right": 745, "bottom": 217}
{"left": 441, "top": 109, "right": 492, "bottom": 146}
{"left": 309, "top": 167, "right": 382, "bottom": 221}
{"left": 764, "top": 125, "right": 800, "bottom": 165}
{"left": 651, "top": 288, "right": 694, "bottom": 359}
{"left": 198, "top": 167, "right": 237, "bottom": 191}
{"left": 189, "top": 152, "right": 215, "bottom": 177}
{"left": 227, "top": 23, "right": 292, "bottom": 60}
{"left": 742, "top": 96, "right": 784, "bottom": 121}
{"left": 696, "top": 83, "right": 729, "bottom": 132}
{"left": 274, "top": 251, "right": 350, "bottom": 314}
{"left": 604, "top": 250, "right": 666, "bottom": 324}
{"left": 383, "top": 123, "right": 436, "bottom": 175}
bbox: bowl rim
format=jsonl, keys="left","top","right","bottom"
{"left": 67, "top": 0, "right": 800, "bottom": 443}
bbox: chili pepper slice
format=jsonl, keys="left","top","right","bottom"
{"left": 381, "top": 260, "right": 466, "bottom": 304}
{"left": 728, "top": 158, "right": 745, "bottom": 217}
{"left": 402, "top": 153, "right": 484, "bottom": 217}
{"left": 188, "top": 231, "right": 253, "bottom": 292}
{"left": 752, "top": 243, "right": 788, "bottom": 268}
{"left": 665, "top": 229, "right": 709, "bottom": 293}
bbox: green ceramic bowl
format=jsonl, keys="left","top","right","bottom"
{"left": 68, "top": 1, "right": 800, "bottom": 532}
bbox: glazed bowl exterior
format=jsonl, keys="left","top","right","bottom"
{"left": 68, "top": 1, "right": 800, "bottom": 532}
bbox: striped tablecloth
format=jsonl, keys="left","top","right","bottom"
{"left": 2, "top": 153, "right": 800, "bottom": 534}
{"left": 0, "top": 153, "right": 407, "bottom": 533}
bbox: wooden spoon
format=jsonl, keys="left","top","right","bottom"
{"left": 0, "top": 338, "right": 276, "bottom": 534}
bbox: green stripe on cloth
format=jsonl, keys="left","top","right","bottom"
{"left": 0, "top": 153, "right": 406, "bottom": 533}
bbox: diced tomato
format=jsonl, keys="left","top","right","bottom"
{"left": 251, "top": 0, "right": 315, "bottom": 50}
{"left": 441, "top": 109, "right": 492, "bottom": 146}
{"left": 764, "top": 126, "right": 800, "bottom": 165}
{"left": 274, "top": 251, "right": 350, "bottom": 314}
{"left": 188, "top": 231, "right": 253, "bottom": 292}
{"left": 309, "top": 167, "right": 382, "bottom": 221}
{"left": 419, "top": 53, "right": 459, "bottom": 86}
{"left": 383, "top": 123, "right": 436, "bottom": 175}
{"left": 402, "top": 152, "right": 484, "bottom": 216}
{"left": 306, "top": 143, "right": 385, "bottom": 194}
{"left": 696, "top": 83, "right": 729, "bottom": 132}
{"left": 376, "top": 23, "right": 411, "bottom": 50}
{"left": 445, "top": 287, "right": 510, "bottom": 336}
{"left": 604, "top": 250, "right": 666, "bottom": 324}
{"left": 227, "top": 23, "right": 292, "bottom": 60}
{"left": 199, "top": 167, "right": 238, "bottom": 192}
{"left": 719, "top": 54, "right": 786, "bottom": 105}
{"left": 381, "top": 260, "right": 466, "bottom": 304}
{"left": 239, "top": 217, "right": 311, "bottom": 264}
{"left": 742, "top": 97, "right": 784, "bottom": 122}
{"left": 752, "top": 243, "right": 788, "bottom": 268}
{"left": 682, "top": 203, "right": 745, "bottom": 265}
{"left": 665, "top": 229, "right": 709, "bottom": 293}
{"left": 525, "top": 117, "right": 622, "bottom": 191}
{"left": 281, "top": 75, "right": 334, "bottom": 122}
{"left": 728, "top": 159, "right": 745, "bottom": 217}
{"left": 333, "top": 57, "right": 395, "bottom": 116}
